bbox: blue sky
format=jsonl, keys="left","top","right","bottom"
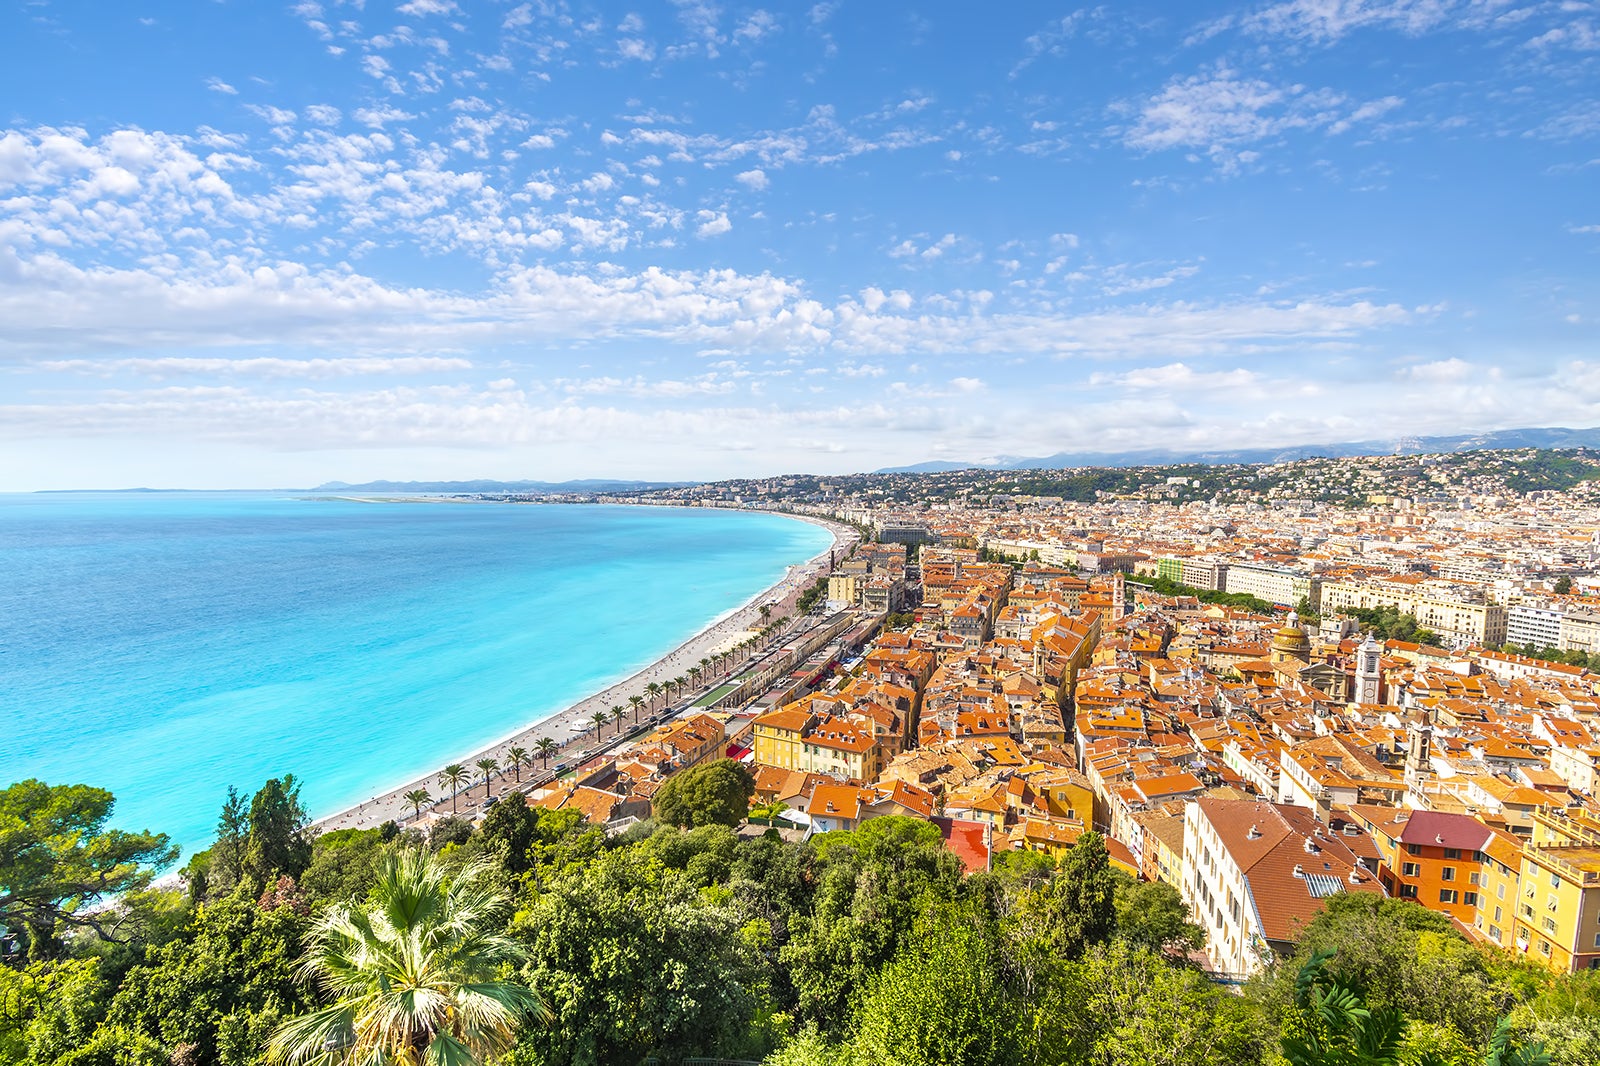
{"left": 1, "top": 0, "right": 1596, "bottom": 488}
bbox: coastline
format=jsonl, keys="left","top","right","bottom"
{"left": 313, "top": 507, "right": 855, "bottom": 834}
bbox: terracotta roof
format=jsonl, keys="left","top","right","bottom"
{"left": 1195, "top": 797, "right": 1385, "bottom": 945}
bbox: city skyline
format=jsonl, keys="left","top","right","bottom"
{"left": 3, "top": 0, "right": 1597, "bottom": 490}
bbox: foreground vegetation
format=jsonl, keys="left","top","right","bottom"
{"left": 2, "top": 774, "right": 1598, "bottom": 1065}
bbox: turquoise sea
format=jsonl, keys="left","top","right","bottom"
{"left": 0, "top": 493, "right": 831, "bottom": 858}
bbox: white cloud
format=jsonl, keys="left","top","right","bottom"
{"left": 397, "top": 0, "right": 458, "bottom": 16}
{"left": 1089, "top": 362, "right": 1261, "bottom": 390}
{"left": 735, "top": 168, "right": 768, "bottom": 190}
{"left": 695, "top": 210, "right": 732, "bottom": 238}
{"left": 39, "top": 356, "right": 473, "bottom": 379}
{"left": 734, "top": 11, "right": 778, "bottom": 43}
{"left": 1401, "top": 357, "right": 1477, "bottom": 383}
{"left": 205, "top": 77, "right": 238, "bottom": 95}
{"left": 1122, "top": 67, "right": 1399, "bottom": 170}
{"left": 617, "top": 38, "right": 655, "bottom": 61}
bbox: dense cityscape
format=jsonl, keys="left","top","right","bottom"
{"left": 11, "top": 447, "right": 1600, "bottom": 1065}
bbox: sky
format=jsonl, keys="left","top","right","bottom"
{"left": 1, "top": 0, "right": 1597, "bottom": 489}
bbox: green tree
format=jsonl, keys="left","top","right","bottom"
{"left": 211, "top": 786, "right": 249, "bottom": 895}
{"left": 0, "top": 780, "right": 176, "bottom": 951}
{"left": 1114, "top": 875, "right": 1205, "bottom": 956}
{"left": 269, "top": 849, "right": 544, "bottom": 1065}
{"left": 475, "top": 791, "right": 541, "bottom": 876}
{"left": 590, "top": 710, "right": 609, "bottom": 739}
{"left": 475, "top": 757, "right": 500, "bottom": 801}
{"left": 506, "top": 746, "right": 530, "bottom": 783}
{"left": 403, "top": 788, "right": 431, "bottom": 820}
{"left": 513, "top": 847, "right": 772, "bottom": 1066}
{"left": 536, "top": 737, "right": 559, "bottom": 767}
{"left": 297, "top": 828, "right": 387, "bottom": 908}
{"left": 1554, "top": 576, "right": 1573, "bottom": 595}
{"left": 652, "top": 759, "right": 756, "bottom": 829}
{"left": 850, "top": 903, "right": 1027, "bottom": 1066}
{"left": 243, "top": 776, "right": 312, "bottom": 884}
{"left": 1027, "top": 830, "right": 1118, "bottom": 959}
{"left": 107, "top": 893, "right": 314, "bottom": 1063}
{"left": 1035, "top": 941, "right": 1260, "bottom": 1066}
{"left": 782, "top": 817, "right": 965, "bottom": 1036}
{"left": 438, "top": 764, "right": 470, "bottom": 815}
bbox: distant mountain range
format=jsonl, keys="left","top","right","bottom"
{"left": 310, "top": 478, "right": 692, "bottom": 494}
{"left": 875, "top": 426, "right": 1600, "bottom": 474}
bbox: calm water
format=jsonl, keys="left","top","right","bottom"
{"left": 0, "top": 493, "right": 830, "bottom": 857}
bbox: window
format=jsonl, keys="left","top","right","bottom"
{"left": 1469, "top": 872, "right": 1481, "bottom": 886}
{"left": 1440, "top": 889, "right": 1458, "bottom": 904}
{"left": 1551, "top": 871, "right": 1562, "bottom": 889}
{"left": 1407, "top": 843, "right": 1422, "bottom": 856}
{"left": 1489, "top": 925, "right": 1503, "bottom": 942}
{"left": 1593, "top": 932, "right": 1600, "bottom": 949}
{"left": 1540, "top": 941, "right": 1552, "bottom": 957}
{"left": 1401, "top": 861, "right": 1421, "bottom": 877}
{"left": 1400, "top": 884, "right": 1418, "bottom": 899}
{"left": 1444, "top": 847, "right": 1461, "bottom": 860}
{"left": 1495, "top": 906, "right": 1503, "bottom": 923}
{"left": 1464, "top": 892, "right": 1478, "bottom": 907}
{"left": 1442, "top": 866, "right": 1456, "bottom": 882}
{"left": 1544, "top": 917, "right": 1558, "bottom": 934}
{"left": 1497, "top": 883, "right": 1506, "bottom": 900}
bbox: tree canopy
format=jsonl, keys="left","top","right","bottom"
{"left": 651, "top": 758, "right": 756, "bottom": 829}
{"left": 0, "top": 780, "right": 176, "bottom": 951}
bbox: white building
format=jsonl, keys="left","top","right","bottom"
{"left": 1181, "top": 798, "right": 1385, "bottom": 977}
{"left": 1224, "top": 563, "right": 1321, "bottom": 609}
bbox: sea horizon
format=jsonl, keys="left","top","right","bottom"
{"left": 0, "top": 492, "right": 832, "bottom": 859}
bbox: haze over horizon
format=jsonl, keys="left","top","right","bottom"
{"left": 3, "top": 0, "right": 1597, "bottom": 492}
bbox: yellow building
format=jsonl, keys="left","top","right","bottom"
{"left": 1473, "top": 828, "right": 1526, "bottom": 951}
{"left": 1515, "top": 810, "right": 1600, "bottom": 971}
{"left": 750, "top": 705, "right": 885, "bottom": 784}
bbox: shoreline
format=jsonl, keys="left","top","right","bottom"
{"left": 312, "top": 507, "right": 855, "bottom": 834}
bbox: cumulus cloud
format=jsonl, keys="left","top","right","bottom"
{"left": 695, "top": 210, "right": 732, "bottom": 238}
{"left": 735, "top": 168, "right": 768, "bottom": 190}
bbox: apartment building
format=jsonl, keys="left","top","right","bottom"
{"left": 1224, "top": 562, "right": 1322, "bottom": 609}
{"left": 1320, "top": 577, "right": 1508, "bottom": 647}
{"left": 1182, "top": 798, "right": 1384, "bottom": 977}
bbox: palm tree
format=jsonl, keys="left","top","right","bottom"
{"left": 646, "top": 681, "right": 662, "bottom": 708}
{"left": 590, "top": 709, "right": 608, "bottom": 739}
{"left": 268, "top": 850, "right": 546, "bottom": 1065}
{"left": 438, "top": 764, "right": 469, "bottom": 815}
{"left": 536, "top": 736, "right": 558, "bottom": 767}
{"left": 506, "top": 746, "right": 529, "bottom": 783}
{"left": 403, "top": 788, "right": 431, "bottom": 821}
{"left": 699, "top": 657, "right": 711, "bottom": 675}
{"left": 610, "top": 705, "right": 627, "bottom": 733}
{"left": 628, "top": 694, "right": 645, "bottom": 723}
{"left": 474, "top": 757, "right": 499, "bottom": 801}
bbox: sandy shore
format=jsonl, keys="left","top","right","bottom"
{"left": 314, "top": 508, "right": 856, "bottom": 833}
